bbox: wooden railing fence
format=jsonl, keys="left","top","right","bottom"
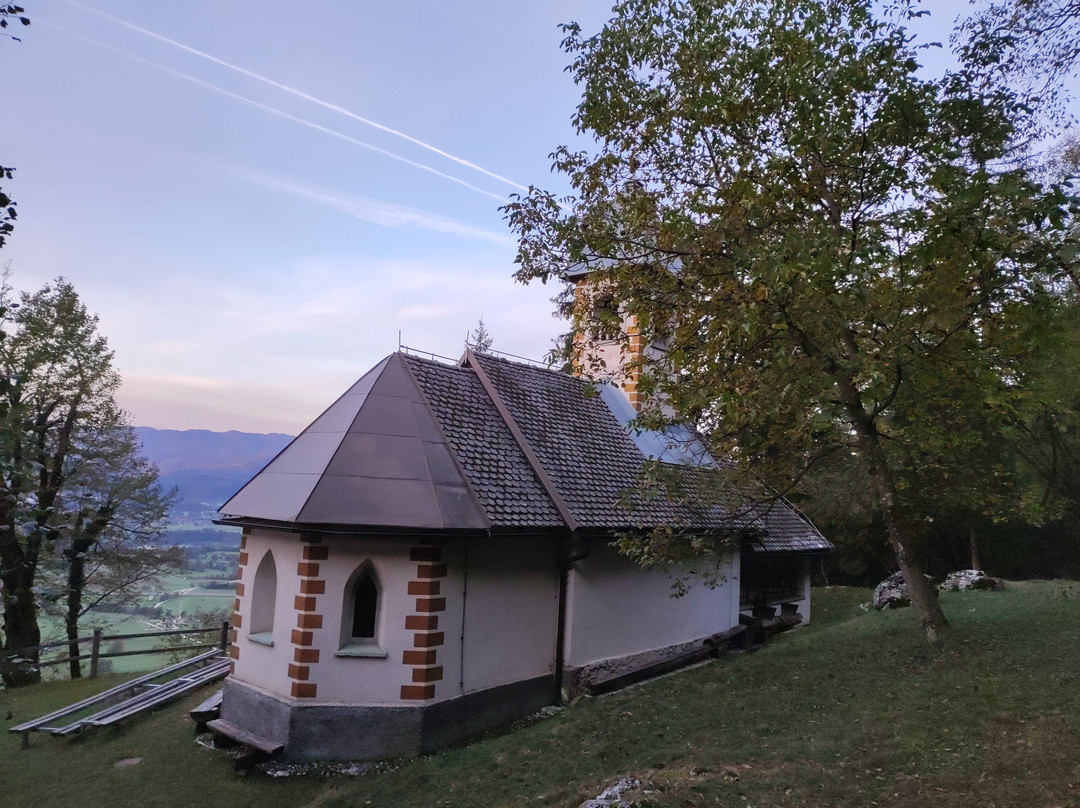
{"left": 3, "top": 621, "right": 230, "bottom": 679}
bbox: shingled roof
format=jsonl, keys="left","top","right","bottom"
{"left": 218, "top": 350, "right": 832, "bottom": 553}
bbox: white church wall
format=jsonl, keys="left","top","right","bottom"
{"left": 232, "top": 532, "right": 467, "bottom": 706}
{"left": 306, "top": 537, "right": 425, "bottom": 705}
{"left": 232, "top": 530, "right": 300, "bottom": 696}
{"left": 564, "top": 540, "right": 738, "bottom": 668}
{"left": 458, "top": 535, "right": 560, "bottom": 694}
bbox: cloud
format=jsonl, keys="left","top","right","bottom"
{"left": 106, "top": 254, "right": 565, "bottom": 431}
{"left": 238, "top": 170, "right": 516, "bottom": 246}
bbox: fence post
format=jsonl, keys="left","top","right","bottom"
{"left": 89, "top": 628, "right": 103, "bottom": 679}
{"left": 219, "top": 620, "right": 229, "bottom": 654}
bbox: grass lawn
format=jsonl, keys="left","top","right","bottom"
{"left": 2, "top": 581, "right": 1079, "bottom": 807}
{"left": 33, "top": 612, "right": 224, "bottom": 678}
{"left": 156, "top": 594, "right": 234, "bottom": 617}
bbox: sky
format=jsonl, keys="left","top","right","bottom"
{"left": 4, "top": 0, "right": 988, "bottom": 434}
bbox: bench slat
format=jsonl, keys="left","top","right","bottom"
{"left": 190, "top": 689, "right": 224, "bottom": 724}
{"left": 206, "top": 718, "right": 284, "bottom": 756}
{"left": 84, "top": 662, "right": 231, "bottom": 728}
{"left": 9, "top": 649, "right": 224, "bottom": 735}
{"left": 48, "top": 659, "right": 230, "bottom": 735}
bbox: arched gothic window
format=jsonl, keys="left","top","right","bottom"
{"left": 339, "top": 563, "right": 382, "bottom": 653}
{"left": 352, "top": 572, "right": 378, "bottom": 639}
{"left": 249, "top": 550, "right": 277, "bottom": 644}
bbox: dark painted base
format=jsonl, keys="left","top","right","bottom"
{"left": 561, "top": 630, "right": 748, "bottom": 699}
{"left": 419, "top": 674, "right": 558, "bottom": 753}
{"left": 221, "top": 674, "right": 558, "bottom": 763}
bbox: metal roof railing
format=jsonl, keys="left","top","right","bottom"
{"left": 400, "top": 343, "right": 553, "bottom": 369}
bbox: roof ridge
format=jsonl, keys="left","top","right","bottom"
{"left": 403, "top": 346, "right": 591, "bottom": 389}
{"left": 469, "top": 350, "right": 593, "bottom": 386}
{"left": 398, "top": 352, "right": 491, "bottom": 531}
{"left": 399, "top": 350, "right": 464, "bottom": 371}
{"left": 463, "top": 349, "right": 578, "bottom": 531}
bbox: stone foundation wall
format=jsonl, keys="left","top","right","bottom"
{"left": 221, "top": 674, "right": 557, "bottom": 763}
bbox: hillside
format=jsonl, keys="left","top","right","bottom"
{"left": 133, "top": 427, "right": 293, "bottom": 525}
{"left": 2, "top": 583, "right": 1078, "bottom": 807}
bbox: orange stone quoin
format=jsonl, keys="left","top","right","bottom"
{"left": 623, "top": 318, "right": 646, "bottom": 411}
{"left": 403, "top": 649, "right": 437, "bottom": 666}
{"left": 401, "top": 546, "right": 448, "bottom": 699}
{"left": 571, "top": 276, "right": 648, "bottom": 411}
{"left": 289, "top": 540, "right": 327, "bottom": 698}
{"left": 229, "top": 532, "right": 250, "bottom": 666}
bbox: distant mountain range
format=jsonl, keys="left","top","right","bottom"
{"left": 134, "top": 427, "right": 294, "bottom": 521}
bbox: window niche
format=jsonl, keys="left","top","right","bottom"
{"left": 337, "top": 563, "right": 386, "bottom": 658}
{"left": 739, "top": 551, "right": 805, "bottom": 609}
{"left": 248, "top": 550, "right": 277, "bottom": 645}
{"left": 587, "top": 288, "right": 625, "bottom": 342}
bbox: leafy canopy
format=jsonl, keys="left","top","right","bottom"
{"left": 506, "top": 0, "right": 1079, "bottom": 635}
{"left": 0, "top": 279, "right": 174, "bottom": 684}
{"left": 509, "top": 0, "right": 1074, "bottom": 486}
{"left": 958, "top": 0, "right": 1080, "bottom": 132}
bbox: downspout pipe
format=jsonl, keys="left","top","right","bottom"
{"left": 555, "top": 532, "right": 592, "bottom": 702}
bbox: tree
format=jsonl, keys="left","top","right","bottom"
{"left": 958, "top": 0, "right": 1080, "bottom": 130}
{"left": 802, "top": 288, "right": 1080, "bottom": 583}
{"left": 49, "top": 419, "right": 178, "bottom": 678}
{"left": 0, "top": 166, "right": 15, "bottom": 252}
{"left": 0, "top": 279, "right": 171, "bottom": 685}
{"left": 506, "top": 0, "right": 1079, "bottom": 641}
{"left": 0, "top": 3, "right": 28, "bottom": 40}
{"left": 468, "top": 317, "right": 494, "bottom": 353}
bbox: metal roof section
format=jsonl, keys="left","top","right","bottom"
{"left": 218, "top": 354, "right": 488, "bottom": 530}
{"left": 596, "top": 380, "right": 716, "bottom": 467}
{"left": 218, "top": 357, "right": 389, "bottom": 522}
{"left": 562, "top": 255, "right": 684, "bottom": 283}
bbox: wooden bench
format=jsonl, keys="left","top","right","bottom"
{"left": 190, "top": 688, "right": 223, "bottom": 730}
{"left": 205, "top": 718, "right": 284, "bottom": 769}
{"left": 9, "top": 650, "right": 228, "bottom": 746}
{"left": 62, "top": 659, "right": 231, "bottom": 733}
{"left": 205, "top": 718, "right": 283, "bottom": 755}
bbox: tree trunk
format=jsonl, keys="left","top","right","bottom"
{"left": 838, "top": 373, "right": 949, "bottom": 642}
{"left": 891, "top": 544, "right": 946, "bottom": 642}
{"left": 0, "top": 478, "right": 42, "bottom": 685}
{"left": 1, "top": 566, "right": 42, "bottom": 687}
{"left": 66, "top": 548, "right": 86, "bottom": 679}
{"left": 867, "top": 464, "right": 948, "bottom": 641}
{"left": 62, "top": 513, "right": 112, "bottom": 680}
{"left": 969, "top": 524, "right": 982, "bottom": 571}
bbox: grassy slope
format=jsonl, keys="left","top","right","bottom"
{"left": 2, "top": 582, "right": 1079, "bottom": 807}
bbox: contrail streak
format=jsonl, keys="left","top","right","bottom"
{"left": 66, "top": 0, "right": 530, "bottom": 193}
{"left": 44, "top": 23, "right": 509, "bottom": 203}
{"left": 242, "top": 171, "right": 516, "bottom": 246}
